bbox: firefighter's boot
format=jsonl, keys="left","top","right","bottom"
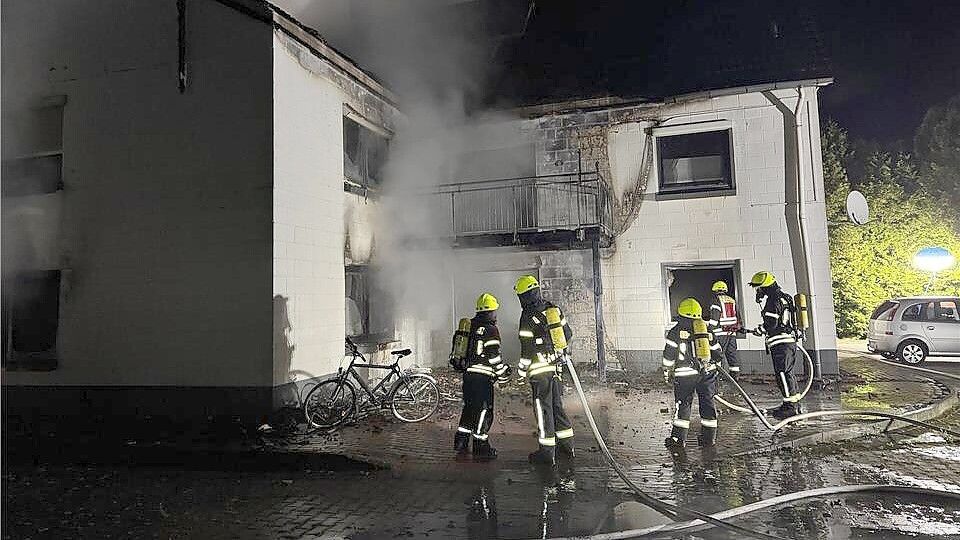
{"left": 699, "top": 426, "right": 717, "bottom": 447}
{"left": 556, "top": 439, "right": 575, "bottom": 461}
{"left": 473, "top": 440, "right": 498, "bottom": 461}
{"left": 528, "top": 446, "right": 556, "bottom": 466}
{"left": 767, "top": 402, "right": 798, "bottom": 421}
{"left": 664, "top": 426, "right": 687, "bottom": 450}
{"left": 454, "top": 432, "right": 471, "bottom": 456}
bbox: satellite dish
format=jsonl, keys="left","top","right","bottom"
{"left": 846, "top": 190, "right": 870, "bottom": 225}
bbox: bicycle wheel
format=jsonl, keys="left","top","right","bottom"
{"left": 390, "top": 374, "right": 440, "bottom": 423}
{"left": 304, "top": 379, "right": 357, "bottom": 429}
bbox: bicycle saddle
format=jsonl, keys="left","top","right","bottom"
{"left": 390, "top": 349, "right": 412, "bottom": 358}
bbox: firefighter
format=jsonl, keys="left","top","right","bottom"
{"left": 747, "top": 271, "right": 803, "bottom": 420}
{"left": 455, "top": 293, "right": 511, "bottom": 460}
{"left": 662, "top": 298, "right": 724, "bottom": 449}
{"left": 708, "top": 281, "right": 742, "bottom": 378}
{"left": 515, "top": 275, "right": 575, "bottom": 466}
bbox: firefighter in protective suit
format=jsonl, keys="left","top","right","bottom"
{"left": 747, "top": 271, "right": 803, "bottom": 420}
{"left": 455, "top": 293, "right": 511, "bottom": 460}
{"left": 708, "top": 281, "right": 742, "bottom": 378}
{"left": 662, "top": 298, "right": 724, "bottom": 449}
{"left": 515, "top": 275, "right": 575, "bottom": 466}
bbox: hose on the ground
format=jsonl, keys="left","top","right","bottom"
{"left": 714, "top": 343, "right": 815, "bottom": 414}
{"left": 557, "top": 484, "right": 960, "bottom": 539}
{"left": 564, "top": 361, "right": 786, "bottom": 540}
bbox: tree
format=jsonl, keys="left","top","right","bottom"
{"left": 824, "top": 124, "right": 960, "bottom": 338}
{"left": 915, "top": 93, "right": 960, "bottom": 215}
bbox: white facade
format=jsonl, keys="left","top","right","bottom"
{"left": 2, "top": 0, "right": 400, "bottom": 419}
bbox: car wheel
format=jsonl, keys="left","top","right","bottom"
{"left": 897, "top": 340, "right": 927, "bottom": 365}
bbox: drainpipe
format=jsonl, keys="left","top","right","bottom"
{"left": 763, "top": 87, "right": 823, "bottom": 384}
{"left": 592, "top": 238, "right": 607, "bottom": 383}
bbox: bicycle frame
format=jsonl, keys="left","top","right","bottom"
{"left": 338, "top": 347, "right": 405, "bottom": 406}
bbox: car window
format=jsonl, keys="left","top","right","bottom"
{"left": 933, "top": 300, "right": 960, "bottom": 322}
{"left": 870, "top": 300, "right": 898, "bottom": 320}
{"left": 901, "top": 303, "right": 927, "bottom": 321}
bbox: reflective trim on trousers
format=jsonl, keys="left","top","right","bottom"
{"left": 665, "top": 339, "right": 678, "bottom": 348}
{"left": 672, "top": 419, "right": 691, "bottom": 429}
{"left": 539, "top": 437, "right": 556, "bottom": 446}
{"left": 528, "top": 364, "right": 557, "bottom": 377}
{"left": 535, "top": 398, "right": 546, "bottom": 441}
{"left": 457, "top": 427, "right": 472, "bottom": 434}
{"left": 662, "top": 358, "right": 676, "bottom": 368}
{"left": 767, "top": 335, "right": 796, "bottom": 347}
{"left": 467, "top": 366, "right": 496, "bottom": 377}
{"left": 556, "top": 428, "right": 574, "bottom": 439}
{"left": 674, "top": 368, "right": 699, "bottom": 377}
{"left": 701, "top": 418, "right": 718, "bottom": 428}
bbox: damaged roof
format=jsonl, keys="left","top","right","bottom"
{"left": 488, "top": 0, "right": 832, "bottom": 108}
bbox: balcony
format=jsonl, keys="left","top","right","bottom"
{"left": 416, "top": 171, "right": 613, "bottom": 249}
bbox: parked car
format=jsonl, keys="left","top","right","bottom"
{"left": 867, "top": 296, "right": 960, "bottom": 365}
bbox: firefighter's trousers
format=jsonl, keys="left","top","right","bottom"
{"left": 457, "top": 372, "right": 495, "bottom": 444}
{"left": 770, "top": 342, "right": 800, "bottom": 404}
{"left": 717, "top": 334, "right": 740, "bottom": 374}
{"left": 670, "top": 370, "right": 718, "bottom": 444}
{"left": 529, "top": 372, "right": 573, "bottom": 448}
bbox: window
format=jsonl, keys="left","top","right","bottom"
{"left": 343, "top": 117, "right": 388, "bottom": 193}
{"left": 657, "top": 129, "right": 733, "bottom": 195}
{"left": 870, "top": 300, "right": 899, "bottom": 321}
{"left": 926, "top": 300, "right": 959, "bottom": 322}
{"left": 901, "top": 303, "right": 925, "bottom": 321}
{"left": 2, "top": 102, "right": 64, "bottom": 370}
{"left": 663, "top": 261, "right": 742, "bottom": 327}
{"left": 345, "top": 265, "right": 395, "bottom": 343}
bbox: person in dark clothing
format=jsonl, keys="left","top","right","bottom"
{"left": 514, "top": 275, "right": 574, "bottom": 466}
{"left": 455, "top": 293, "right": 510, "bottom": 460}
{"left": 662, "top": 297, "right": 725, "bottom": 449}
{"left": 747, "top": 271, "right": 803, "bottom": 420}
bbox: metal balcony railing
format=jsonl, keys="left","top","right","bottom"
{"left": 418, "top": 172, "right": 613, "bottom": 241}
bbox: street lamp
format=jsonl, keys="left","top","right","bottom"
{"left": 912, "top": 247, "right": 956, "bottom": 293}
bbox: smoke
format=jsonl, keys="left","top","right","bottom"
{"left": 280, "top": 1, "right": 533, "bottom": 359}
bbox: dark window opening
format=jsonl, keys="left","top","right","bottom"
{"left": 901, "top": 303, "right": 924, "bottom": 321}
{"left": 343, "top": 117, "right": 389, "bottom": 192}
{"left": 870, "top": 300, "right": 899, "bottom": 321}
{"left": 664, "top": 262, "right": 742, "bottom": 329}
{"left": 2, "top": 270, "right": 61, "bottom": 370}
{"left": 657, "top": 130, "right": 733, "bottom": 194}
{"left": 345, "top": 265, "right": 395, "bottom": 344}
{"left": 924, "top": 300, "right": 959, "bottom": 322}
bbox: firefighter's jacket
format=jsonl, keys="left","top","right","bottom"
{"left": 465, "top": 315, "right": 509, "bottom": 380}
{"left": 759, "top": 287, "right": 797, "bottom": 348}
{"left": 661, "top": 317, "right": 724, "bottom": 377}
{"left": 708, "top": 293, "right": 740, "bottom": 336}
{"left": 517, "top": 302, "right": 573, "bottom": 379}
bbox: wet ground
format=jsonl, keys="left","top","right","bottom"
{"left": 4, "top": 348, "right": 960, "bottom": 539}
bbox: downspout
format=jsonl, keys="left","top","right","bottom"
{"left": 763, "top": 87, "right": 822, "bottom": 383}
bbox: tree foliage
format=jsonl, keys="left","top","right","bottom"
{"left": 823, "top": 120, "right": 960, "bottom": 338}
{"left": 915, "top": 93, "right": 960, "bottom": 214}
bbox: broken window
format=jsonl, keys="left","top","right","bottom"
{"left": 2, "top": 102, "right": 65, "bottom": 370}
{"left": 657, "top": 129, "right": 733, "bottom": 195}
{"left": 345, "top": 265, "right": 395, "bottom": 344}
{"left": 663, "top": 262, "right": 742, "bottom": 328}
{"left": 343, "top": 117, "right": 389, "bottom": 192}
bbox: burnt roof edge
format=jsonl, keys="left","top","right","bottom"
{"left": 507, "top": 77, "right": 834, "bottom": 118}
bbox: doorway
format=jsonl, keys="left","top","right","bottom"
{"left": 662, "top": 262, "right": 742, "bottom": 323}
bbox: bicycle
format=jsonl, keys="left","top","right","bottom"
{"left": 303, "top": 338, "right": 441, "bottom": 429}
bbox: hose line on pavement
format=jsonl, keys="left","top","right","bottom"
{"left": 563, "top": 361, "right": 786, "bottom": 540}
{"left": 714, "top": 343, "right": 816, "bottom": 414}
{"left": 714, "top": 364, "right": 960, "bottom": 438}
{"left": 557, "top": 484, "right": 960, "bottom": 540}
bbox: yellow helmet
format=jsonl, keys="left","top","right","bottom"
{"left": 748, "top": 271, "right": 777, "bottom": 288}
{"left": 476, "top": 292, "right": 499, "bottom": 312}
{"left": 678, "top": 297, "right": 703, "bottom": 319}
{"left": 711, "top": 281, "right": 728, "bottom": 293}
{"left": 514, "top": 275, "right": 540, "bottom": 295}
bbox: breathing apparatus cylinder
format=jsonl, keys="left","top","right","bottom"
{"left": 794, "top": 293, "right": 809, "bottom": 330}
{"left": 692, "top": 318, "right": 711, "bottom": 362}
{"left": 452, "top": 318, "right": 471, "bottom": 360}
{"left": 544, "top": 306, "right": 567, "bottom": 351}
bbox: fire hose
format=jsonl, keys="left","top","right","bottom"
{"left": 557, "top": 359, "right": 960, "bottom": 540}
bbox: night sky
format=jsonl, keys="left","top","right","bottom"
{"left": 814, "top": 0, "right": 960, "bottom": 145}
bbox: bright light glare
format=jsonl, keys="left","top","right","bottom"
{"left": 912, "top": 247, "right": 956, "bottom": 273}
